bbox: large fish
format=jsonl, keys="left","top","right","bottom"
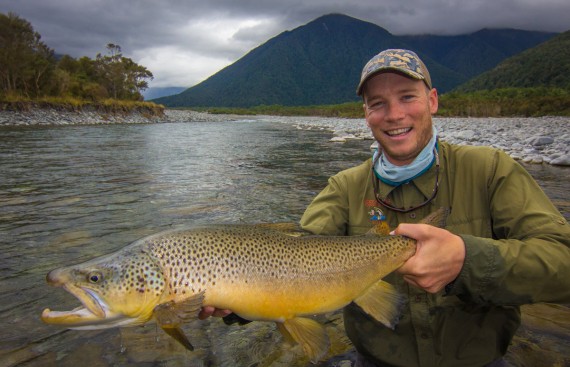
{"left": 41, "top": 209, "right": 447, "bottom": 362}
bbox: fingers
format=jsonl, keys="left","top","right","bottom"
{"left": 393, "top": 223, "right": 466, "bottom": 294}
{"left": 198, "top": 306, "right": 232, "bottom": 320}
{"left": 392, "top": 223, "right": 430, "bottom": 239}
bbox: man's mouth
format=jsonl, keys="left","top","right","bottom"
{"left": 386, "top": 127, "right": 412, "bottom": 137}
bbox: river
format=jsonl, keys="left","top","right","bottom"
{"left": 0, "top": 118, "right": 568, "bottom": 366}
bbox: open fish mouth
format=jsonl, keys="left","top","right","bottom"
{"left": 41, "top": 283, "right": 115, "bottom": 328}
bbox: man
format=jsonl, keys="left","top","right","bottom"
{"left": 298, "top": 49, "right": 570, "bottom": 366}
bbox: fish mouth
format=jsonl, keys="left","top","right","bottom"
{"left": 41, "top": 283, "right": 114, "bottom": 327}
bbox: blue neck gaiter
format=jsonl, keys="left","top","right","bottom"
{"left": 373, "top": 126, "right": 438, "bottom": 186}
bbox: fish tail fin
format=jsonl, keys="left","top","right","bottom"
{"left": 353, "top": 280, "right": 405, "bottom": 329}
{"left": 278, "top": 317, "right": 330, "bottom": 363}
{"left": 420, "top": 207, "right": 450, "bottom": 228}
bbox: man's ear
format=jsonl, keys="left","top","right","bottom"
{"left": 429, "top": 88, "right": 438, "bottom": 115}
{"left": 363, "top": 103, "right": 372, "bottom": 127}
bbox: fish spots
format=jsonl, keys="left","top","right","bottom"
{"left": 140, "top": 225, "right": 415, "bottom": 298}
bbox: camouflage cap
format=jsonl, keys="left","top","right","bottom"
{"left": 356, "top": 49, "right": 432, "bottom": 95}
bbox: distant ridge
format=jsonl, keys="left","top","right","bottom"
{"left": 454, "top": 30, "right": 570, "bottom": 92}
{"left": 154, "top": 13, "right": 556, "bottom": 108}
{"left": 143, "top": 87, "right": 186, "bottom": 100}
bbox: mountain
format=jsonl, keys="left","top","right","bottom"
{"left": 143, "top": 87, "right": 187, "bottom": 100}
{"left": 154, "top": 14, "right": 557, "bottom": 108}
{"left": 399, "top": 28, "right": 557, "bottom": 80}
{"left": 454, "top": 30, "right": 570, "bottom": 92}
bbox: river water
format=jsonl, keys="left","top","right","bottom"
{"left": 0, "top": 118, "right": 568, "bottom": 367}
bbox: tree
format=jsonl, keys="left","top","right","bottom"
{"left": 0, "top": 12, "right": 55, "bottom": 97}
{"left": 95, "top": 43, "right": 153, "bottom": 100}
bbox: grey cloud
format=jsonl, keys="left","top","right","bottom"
{"left": 1, "top": 0, "right": 568, "bottom": 87}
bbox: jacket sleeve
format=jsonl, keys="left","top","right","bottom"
{"left": 300, "top": 175, "right": 349, "bottom": 236}
{"left": 449, "top": 150, "right": 570, "bottom": 305}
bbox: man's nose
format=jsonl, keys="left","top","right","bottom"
{"left": 385, "top": 102, "right": 405, "bottom": 121}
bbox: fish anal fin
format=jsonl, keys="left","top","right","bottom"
{"left": 153, "top": 291, "right": 205, "bottom": 351}
{"left": 276, "top": 322, "right": 296, "bottom": 344}
{"left": 420, "top": 207, "right": 450, "bottom": 228}
{"left": 279, "top": 317, "right": 330, "bottom": 363}
{"left": 354, "top": 281, "right": 405, "bottom": 329}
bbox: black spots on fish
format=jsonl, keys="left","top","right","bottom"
{"left": 114, "top": 253, "right": 166, "bottom": 297}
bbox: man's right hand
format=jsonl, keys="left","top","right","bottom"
{"left": 198, "top": 306, "right": 232, "bottom": 320}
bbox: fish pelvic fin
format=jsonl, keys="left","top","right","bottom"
{"left": 353, "top": 281, "right": 405, "bottom": 329}
{"left": 419, "top": 207, "right": 450, "bottom": 228}
{"left": 161, "top": 326, "right": 194, "bottom": 351}
{"left": 153, "top": 291, "right": 205, "bottom": 351}
{"left": 278, "top": 317, "right": 330, "bottom": 363}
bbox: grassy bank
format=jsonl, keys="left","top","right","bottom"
{"left": 437, "top": 88, "right": 570, "bottom": 117}
{"left": 3, "top": 88, "right": 568, "bottom": 119}
{"left": 194, "top": 88, "right": 570, "bottom": 118}
{"left": 0, "top": 96, "right": 165, "bottom": 117}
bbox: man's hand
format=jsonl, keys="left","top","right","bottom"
{"left": 198, "top": 306, "right": 232, "bottom": 320}
{"left": 392, "top": 223, "right": 465, "bottom": 293}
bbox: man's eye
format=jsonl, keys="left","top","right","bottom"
{"left": 368, "top": 102, "right": 384, "bottom": 110}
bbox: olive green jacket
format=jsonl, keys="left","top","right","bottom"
{"left": 300, "top": 141, "right": 570, "bottom": 367}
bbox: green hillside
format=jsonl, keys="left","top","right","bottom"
{"left": 454, "top": 30, "right": 570, "bottom": 92}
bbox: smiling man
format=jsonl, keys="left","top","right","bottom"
{"left": 300, "top": 49, "right": 570, "bottom": 366}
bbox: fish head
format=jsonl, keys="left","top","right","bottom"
{"left": 41, "top": 247, "right": 166, "bottom": 330}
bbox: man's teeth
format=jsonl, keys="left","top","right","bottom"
{"left": 386, "top": 128, "right": 411, "bottom": 136}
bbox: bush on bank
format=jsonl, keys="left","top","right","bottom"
{"left": 0, "top": 96, "right": 164, "bottom": 117}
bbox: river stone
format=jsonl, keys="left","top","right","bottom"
{"left": 455, "top": 129, "right": 478, "bottom": 141}
{"left": 550, "top": 154, "right": 570, "bottom": 166}
{"left": 528, "top": 136, "right": 554, "bottom": 146}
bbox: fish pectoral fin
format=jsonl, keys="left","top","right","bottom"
{"left": 279, "top": 317, "right": 330, "bottom": 363}
{"left": 161, "top": 325, "right": 194, "bottom": 351}
{"left": 353, "top": 280, "right": 405, "bottom": 329}
{"left": 153, "top": 292, "right": 205, "bottom": 351}
{"left": 154, "top": 291, "right": 205, "bottom": 324}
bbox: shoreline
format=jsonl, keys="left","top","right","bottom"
{"left": 1, "top": 108, "right": 569, "bottom": 166}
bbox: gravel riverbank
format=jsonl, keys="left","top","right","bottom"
{"left": 268, "top": 114, "right": 570, "bottom": 166}
{"left": 1, "top": 108, "right": 569, "bottom": 166}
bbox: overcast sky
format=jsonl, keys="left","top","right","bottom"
{"left": 2, "top": 0, "right": 569, "bottom": 89}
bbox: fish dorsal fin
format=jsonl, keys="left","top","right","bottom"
{"left": 153, "top": 291, "right": 205, "bottom": 351}
{"left": 366, "top": 220, "right": 391, "bottom": 236}
{"left": 353, "top": 281, "right": 405, "bottom": 329}
{"left": 420, "top": 207, "right": 450, "bottom": 227}
{"left": 254, "top": 222, "right": 308, "bottom": 237}
{"left": 278, "top": 317, "right": 330, "bottom": 363}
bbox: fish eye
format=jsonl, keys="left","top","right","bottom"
{"left": 87, "top": 272, "right": 103, "bottom": 283}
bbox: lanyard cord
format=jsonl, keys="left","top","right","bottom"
{"left": 371, "top": 147, "right": 440, "bottom": 213}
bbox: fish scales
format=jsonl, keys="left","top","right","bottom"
{"left": 125, "top": 225, "right": 416, "bottom": 322}
{"left": 41, "top": 208, "right": 448, "bottom": 362}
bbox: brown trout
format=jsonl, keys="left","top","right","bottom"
{"left": 41, "top": 209, "right": 447, "bottom": 362}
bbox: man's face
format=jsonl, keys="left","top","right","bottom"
{"left": 362, "top": 72, "right": 438, "bottom": 166}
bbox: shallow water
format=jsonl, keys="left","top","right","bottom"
{"left": 0, "top": 118, "right": 568, "bottom": 366}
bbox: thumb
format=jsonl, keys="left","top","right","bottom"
{"left": 391, "top": 223, "right": 413, "bottom": 237}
